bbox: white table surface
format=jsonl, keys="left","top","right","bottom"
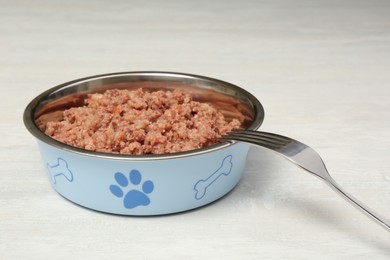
{"left": 1, "top": 0, "right": 389, "bottom": 259}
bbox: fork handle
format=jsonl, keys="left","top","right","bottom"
{"left": 325, "top": 177, "right": 390, "bottom": 231}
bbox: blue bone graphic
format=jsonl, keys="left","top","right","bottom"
{"left": 47, "top": 158, "right": 74, "bottom": 184}
{"left": 194, "top": 155, "right": 233, "bottom": 200}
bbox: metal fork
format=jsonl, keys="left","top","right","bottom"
{"left": 222, "top": 130, "right": 390, "bottom": 231}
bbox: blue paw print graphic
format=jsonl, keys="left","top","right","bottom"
{"left": 109, "top": 170, "right": 154, "bottom": 209}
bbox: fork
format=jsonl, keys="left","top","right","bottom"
{"left": 222, "top": 130, "right": 390, "bottom": 231}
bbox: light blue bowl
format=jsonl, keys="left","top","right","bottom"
{"left": 23, "top": 72, "right": 264, "bottom": 215}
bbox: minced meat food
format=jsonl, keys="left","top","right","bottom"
{"left": 44, "top": 88, "right": 241, "bottom": 155}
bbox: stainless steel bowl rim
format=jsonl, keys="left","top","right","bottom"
{"left": 23, "top": 71, "right": 265, "bottom": 161}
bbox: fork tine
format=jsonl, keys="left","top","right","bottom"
{"left": 224, "top": 136, "right": 281, "bottom": 149}
{"left": 224, "top": 134, "right": 281, "bottom": 148}
{"left": 222, "top": 130, "right": 287, "bottom": 149}
{"left": 226, "top": 130, "right": 290, "bottom": 147}
{"left": 230, "top": 130, "right": 291, "bottom": 144}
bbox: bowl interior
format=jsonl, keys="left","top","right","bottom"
{"left": 24, "top": 71, "right": 264, "bottom": 158}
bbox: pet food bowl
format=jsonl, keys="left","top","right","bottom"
{"left": 23, "top": 71, "right": 264, "bottom": 215}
